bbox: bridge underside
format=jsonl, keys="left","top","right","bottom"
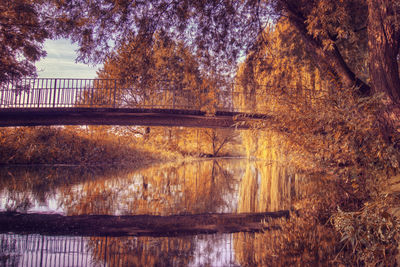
{"left": 0, "top": 108, "right": 268, "bottom": 128}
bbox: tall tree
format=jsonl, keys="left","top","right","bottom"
{"left": 97, "top": 34, "right": 207, "bottom": 108}
{"left": 0, "top": 0, "right": 50, "bottom": 83}
{"left": 52, "top": 0, "right": 400, "bottom": 108}
{"left": 5, "top": 0, "right": 399, "bottom": 119}
{"left": 367, "top": 0, "right": 400, "bottom": 105}
{"left": 274, "top": 0, "right": 371, "bottom": 95}
{"left": 96, "top": 35, "right": 239, "bottom": 157}
{"left": 50, "top": 0, "right": 271, "bottom": 75}
{"left": 204, "top": 128, "right": 239, "bottom": 157}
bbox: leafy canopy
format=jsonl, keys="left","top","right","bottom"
{"left": 0, "top": 0, "right": 50, "bottom": 83}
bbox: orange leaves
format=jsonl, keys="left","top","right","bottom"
{"left": 0, "top": 126, "right": 157, "bottom": 165}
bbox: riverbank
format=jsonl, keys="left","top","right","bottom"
{"left": 0, "top": 126, "right": 246, "bottom": 168}
{"left": 0, "top": 127, "right": 181, "bottom": 166}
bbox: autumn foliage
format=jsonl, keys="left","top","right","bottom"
{"left": 2, "top": 0, "right": 400, "bottom": 265}
{"left": 0, "top": 127, "right": 156, "bottom": 165}
{"left": 234, "top": 14, "right": 400, "bottom": 264}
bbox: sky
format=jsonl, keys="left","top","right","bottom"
{"left": 35, "top": 39, "right": 99, "bottom": 79}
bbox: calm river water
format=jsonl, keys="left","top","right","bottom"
{"left": 0, "top": 159, "right": 300, "bottom": 266}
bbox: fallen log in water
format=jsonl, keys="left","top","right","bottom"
{"left": 0, "top": 210, "right": 289, "bottom": 237}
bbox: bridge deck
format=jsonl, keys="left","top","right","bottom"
{"left": 0, "top": 107, "right": 268, "bottom": 128}
{"left": 0, "top": 78, "right": 270, "bottom": 128}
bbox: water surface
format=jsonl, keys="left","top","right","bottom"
{"left": 0, "top": 159, "right": 298, "bottom": 266}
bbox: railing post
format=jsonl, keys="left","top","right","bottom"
{"left": 104, "top": 236, "right": 108, "bottom": 267}
{"left": 0, "top": 81, "right": 5, "bottom": 107}
{"left": 37, "top": 79, "right": 41, "bottom": 108}
{"left": 53, "top": 79, "right": 57, "bottom": 108}
{"left": 231, "top": 83, "right": 234, "bottom": 112}
{"left": 113, "top": 80, "right": 117, "bottom": 108}
{"left": 90, "top": 80, "right": 94, "bottom": 107}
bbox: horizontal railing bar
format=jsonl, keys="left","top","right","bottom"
{"left": 0, "top": 78, "right": 329, "bottom": 114}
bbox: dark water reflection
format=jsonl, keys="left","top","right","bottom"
{"left": 1, "top": 233, "right": 240, "bottom": 267}
{"left": 0, "top": 159, "right": 299, "bottom": 266}
{"left": 0, "top": 159, "right": 295, "bottom": 215}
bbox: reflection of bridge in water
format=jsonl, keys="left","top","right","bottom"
{"left": 0, "top": 78, "right": 270, "bottom": 128}
{"left": 1, "top": 234, "right": 95, "bottom": 267}
{"left": 0, "top": 233, "right": 237, "bottom": 267}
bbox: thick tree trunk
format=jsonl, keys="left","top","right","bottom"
{"left": 280, "top": 0, "right": 371, "bottom": 96}
{"left": 0, "top": 211, "right": 289, "bottom": 236}
{"left": 368, "top": 0, "right": 400, "bottom": 106}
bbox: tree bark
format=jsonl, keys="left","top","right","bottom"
{"left": 368, "top": 0, "right": 400, "bottom": 106}
{"left": 0, "top": 211, "right": 289, "bottom": 237}
{"left": 279, "top": 0, "right": 371, "bottom": 96}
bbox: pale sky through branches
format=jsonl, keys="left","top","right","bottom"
{"left": 35, "top": 39, "right": 99, "bottom": 79}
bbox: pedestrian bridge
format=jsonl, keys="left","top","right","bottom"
{"left": 0, "top": 78, "right": 269, "bottom": 128}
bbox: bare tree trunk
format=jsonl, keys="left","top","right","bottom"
{"left": 212, "top": 129, "right": 217, "bottom": 156}
{"left": 280, "top": 0, "right": 371, "bottom": 96}
{"left": 368, "top": 0, "right": 400, "bottom": 105}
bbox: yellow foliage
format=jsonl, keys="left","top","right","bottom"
{"left": 234, "top": 15, "right": 400, "bottom": 265}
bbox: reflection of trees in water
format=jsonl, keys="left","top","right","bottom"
{"left": 0, "top": 234, "right": 95, "bottom": 267}
{"left": 237, "top": 161, "right": 295, "bottom": 213}
{"left": 233, "top": 232, "right": 268, "bottom": 266}
{"left": 88, "top": 236, "right": 195, "bottom": 267}
{"left": 234, "top": 161, "right": 299, "bottom": 266}
{"left": 0, "top": 233, "right": 189, "bottom": 267}
{"left": 233, "top": 172, "right": 344, "bottom": 266}
{"left": 0, "top": 233, "right": 242, "bottom": 267}
{"left": 0, "top": 159, "right": 296, "bottom": 216}
{"left": 2, "top": 233, "right": 249, "bottom": 267}
{"left": 0, "top": 160, "right": 305, "bottom": 266}
{"left": 60, "top": 160, "right": 238, "bottom": 216}
{"left": 190, "top": 234, "right": 238, "bottom": 266}
{"left": 0, "top": 166, "right": 132, "bottom": 213}
{"left": 0, "top": 160, "right": 244, "bottom": 215}
{"left": 0, "top": 234, "right": 22, "bottom": 267}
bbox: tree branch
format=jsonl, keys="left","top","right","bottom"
{"left": 278, "top": 0, "right": 371, "bottom": 96}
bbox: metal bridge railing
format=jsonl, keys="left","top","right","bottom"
{"left": 0, "top": 78, "right": 269, "bottom": 113}
{"left": 0, "top": 233, "right": 237, "bottom": 267}
{"left": 1, "top": 233, "right": 151, "bottom": 267}
{"left": 0, "top": 234, "right": 95, "bottom": 267}
{"left": 0, "top": 78, "right": 204, "bottom": 110}
{"left": 0, "top": 78, "right": 329, "bottom": 114}
{"left": 0, "top": 78, "right": 119, "bottom": 109}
